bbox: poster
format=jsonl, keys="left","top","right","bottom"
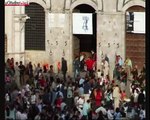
{"left": 73, "top": 13, "right": 93, "bottom": 35}
{"left": 133, "top": 12, "right": 145, "bottom": 34}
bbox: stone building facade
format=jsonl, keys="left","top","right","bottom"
{"left": 5, "top": 0, "right": 145, "bottom": 79}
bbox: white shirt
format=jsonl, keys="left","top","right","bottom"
{"left": 133, "top": 91, "right": 139, "bottom": 103}
{"left": 31, "top": 94, "right": 36, "bottom": 104}
{"left": 97, "top": 71, "right": 101, "bottom": 78}
{"left": 20, "top": 113, "right": 27, "bottom": 120}
{"left": 77, "top": 98, "right": 84, "bottom": 108}
{"left": 74, "top": 96, "right": 79, "bottom": 105}
{"left": 100, "top": 77, "right": 104, "bottom": 86}
{"left": 37, "top": 104, "right": 42, "bottom": 112}
{"left": 16, "top": 111, "right": 22, "bottom": 120}
{"left": 95, "top": 106, "right": 107, "bottom": 115}
{"left": 107, "top": 109, "right": 114, "bottom": 120}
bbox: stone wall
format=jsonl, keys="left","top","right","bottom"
{"left": 97, "top": 11, "right": 125, "bottom": 79}
{"left": 5, "top": 0, "right": 145, "bottom": 78}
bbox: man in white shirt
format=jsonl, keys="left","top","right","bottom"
{"left": 16, "top": 110, "right": 22, "bottom": 120}
{"left": 77, "top": 96, "right": 85, "bottom": 113}
{"left": 16, "top": 108, "right": 28, "bottom": 120}
{"left": 107, "top": 107, "right": 114, "bottom": 120}
{"left": 112, "top": 84, "right": 121, "bottom": 110}
{"left": 20, "top": 112, "right": 27, "bottom": 120}
{"left": 95, "top": 104, "right": 107, "bottom": 116}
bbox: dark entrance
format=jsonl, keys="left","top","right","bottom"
{"left": 73, "top": 4, "right": 96, "bottom": 57}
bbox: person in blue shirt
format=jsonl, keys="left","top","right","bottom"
{"left": 114, "top": 107, "right": 122, "bottom": 120}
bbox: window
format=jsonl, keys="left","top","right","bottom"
{"left": 25, "top": 3, "right": 45, "bottom": 50}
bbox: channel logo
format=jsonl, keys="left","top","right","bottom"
{"left": 5, "top": 0, "right": 29, "bottom": 6}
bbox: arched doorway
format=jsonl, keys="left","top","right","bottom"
{"left": 125, "top": 6, "right": 145, "bottom": 70}
{"left": 25, "top": 3, "right": 45, "bottom": 50}
{"left": 72, "top": 4, "right": 97, "bottom": 59}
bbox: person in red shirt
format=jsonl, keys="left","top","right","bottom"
{"left": 121, "top": 90, "right": 127, "bottom": 101}
{"left": 94, "top": 87, "right": 103, "bottom": 107}
{"left": 55, "top": 96, "right": 63, "bottom": 111}
{"left": 85, "top": 57, "right": 95, "bottom": 77}
{"left": 39, "top": 75, "right": 46, "bottom": 88}
{"left": 9, "top": 58, "right": 15, "bottom": 73}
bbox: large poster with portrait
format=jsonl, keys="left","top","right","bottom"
{"left": 73, "top": 13, "right": 93, "bottom": 35}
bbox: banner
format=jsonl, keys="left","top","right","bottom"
{"left": 133, "top": 12, "right": 145, "bottom": 34}
{"left": 73, "top": 13, "right": 93, "bottom": 35}
{"left": 126, "top": 12, "right": 145, "bottom": 34}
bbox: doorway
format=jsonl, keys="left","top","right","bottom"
{"left": 72, "top": 4, "right": 97, "bottom": 59}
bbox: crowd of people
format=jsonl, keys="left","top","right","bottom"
{"left": 4, "top": 54, "right": 146, "bottom": 120}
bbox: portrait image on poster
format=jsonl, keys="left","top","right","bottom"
{"left": 73, "top": 13, "right": 93, "bottom": 35}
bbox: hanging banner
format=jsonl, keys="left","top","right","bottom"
{"left": 73, "top": 13, "right": 93, "bottom": 35}
{"left": 126, "top": 12, "right": 145, "bottom": 34}
{"left": 133, "top": 12, "right": 145, "bottom": 34}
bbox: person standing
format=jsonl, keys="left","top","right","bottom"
{"left": 14, "top": 62, "right": 20, "bottom": 88}
{"left": 118, "top": 55, "right": 123, "bottom": 67}
{"left": 82, "top": 99, "right": 91, "bottom": 119}
{"left": 94, "top": 87, "right": 103, "bottom": 107}
{"left": 138, "top": 89, "right": 145, "bottom": 106}
{"left": 125, "top": 57, "right": 132, "bottom": 79}
{"left": 61, "top": 57, "right": 68, "bottom": 81}
{"left": 80, "top": 54, "right": 85, "bottom": 72}
{"left": 18, "top": 61, "right": 25, "bottom": 86}
{"left": 112, "top": 84, "right": 121, "bottom": 110}
{"left": 104, "top": 54, "right": 109, "bottom": 64}
{"left": 103, "top": 59, "right": 109, "bottom": 78}
{"left": 28, "top": 62, "right": 33, "bottom": 79}
{"left": 73, "top": 56, "right": 80, "bottom": 79}
{"left": 85, "top": 57, "right": 95, "bottom": 77}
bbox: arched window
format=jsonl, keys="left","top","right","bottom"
{"left": 25, "top": 3, "right": 45, "bottom": 50}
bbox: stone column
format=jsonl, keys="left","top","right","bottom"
{"left": 5, "top": 6, "right": 14, "bottom": 59}
{"left": 97, "top": 11, "right": 125, "bottom": 80}
{"left": 12, "top": 6, "right": 27, "bottom": 63}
